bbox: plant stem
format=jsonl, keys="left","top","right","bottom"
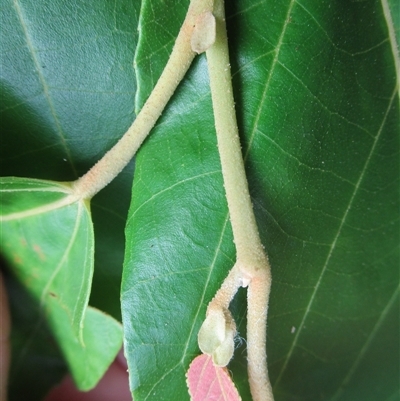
{"left": 206, "top": 3, "right": 269, "bottom": 274}
{"left": 73, "top": 0, "right": 214, "bottom": 200}
{"left": 205, "top": 0, "right": 273, "bottom": 400}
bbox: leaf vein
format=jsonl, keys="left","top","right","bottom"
{"left": 255, "top": 128, "right": 359, "bottom": 185}
{"left": 127, "top": 170, "right": 220, "bottom": 222}
{"left": 180, "top": 215, "right": 231, "bottom": 364}
{"left": 277, "top": 61, "right": 376, "bottom": 139}
{"left": 272, "top": 85, "right": 398, "bottom": 389}
{"left": 12, "top": 0, "right": 77, "bottom": 176}
{"left": 297, "top": 0, "right": 390, "bottom": 57}
{"left": 330, "top": 284, "right": 400, "bottom": 400}
{"left": 245, "top": 0, "right": 297, "bottom": 158}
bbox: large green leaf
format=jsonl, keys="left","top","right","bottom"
{"left": 1, "top": 0, "right": 399, "bottom": 400}
{"left": 1, "top": 0, "right": 140, "bottom": 398}
{"left": 122, "top": 1, "right": 399, "bottom": 401}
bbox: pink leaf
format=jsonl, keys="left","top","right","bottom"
{"left": 186, "top": 354, "right": 241, "bottom": 401}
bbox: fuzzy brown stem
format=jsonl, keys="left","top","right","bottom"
{"left": 73, "top": 0, "right": 214, "bottom": 199}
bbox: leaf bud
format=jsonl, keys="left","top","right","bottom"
{"left": 191, "top": 12, "right": 216, "bottom": 54}
{"left": 198, "top": 308, "right": 236, "bottom": 367}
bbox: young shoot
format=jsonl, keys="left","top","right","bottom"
{"left": 196, "top": 0, "right": 274, "bottom": 399}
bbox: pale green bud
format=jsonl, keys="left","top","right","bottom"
{"left": 198, "top": 308, "right": 236, "bottom": 367}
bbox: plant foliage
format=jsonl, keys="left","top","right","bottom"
{"left": 1, "top": 0, "right": 399, "bottom": 400}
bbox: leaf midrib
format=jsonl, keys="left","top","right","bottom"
{"left": 381, "top": 0, "right": 400, "bottom": 100}
{"left": 0, "top": 195, "right": 77, "bottom": 221}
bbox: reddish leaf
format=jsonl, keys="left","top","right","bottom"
{"left": 186, "top": 354, "right": 241, "bottom": 401}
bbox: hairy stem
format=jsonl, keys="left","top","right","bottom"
{"left": 73, "top": 0, "right": 214, "bottom": 200}
{"left": 247, "top": 268, "right": 273, "bottom": 400}
{"left": 205, "top": 0, "right": 273, "bottom": 400}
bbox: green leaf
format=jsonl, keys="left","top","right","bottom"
{"left": 60, "top": 306, "right": 123, "bottom": 391}
{"left": 0, "top": 177, "right": 123, "bottom": 390}
{"left": 122, "top": 1, "right": 399, "bottom": 401}
{"left": 1, "top": 0, "right": 140, "bottom": 397}
{"left": 1, "top": 0, "right": 139, "bottom": 316}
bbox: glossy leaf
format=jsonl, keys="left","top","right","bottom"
{"left": 0, "top": 177, "right": 123, "bottom": 390}
{"left": 122, "top": 1, "right": 399, "bottom": 401}
{"left": 1, "top": 0, "right": 399, "bottom": 400}
{"left": 186, "top": 354, "right": 241, "bottom": 401}
{"left": 1, "top": 0, "right": 140, "bottom": 398}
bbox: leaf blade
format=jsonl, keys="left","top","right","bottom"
{"left": 122, "top": 0, "right": 399, "bottom": 400}
{"left": 0, "top": 177, "right": 122, "bottom": 390}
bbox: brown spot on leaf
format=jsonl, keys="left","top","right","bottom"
{"left": 12, "top": 254, "right": 23, "bottom": 265}
{"left": 33, "top": 244, "right": 46, "bottom": 261}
